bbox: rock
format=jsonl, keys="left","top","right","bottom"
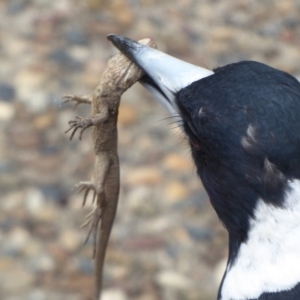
{"left": 125, "top": 185, "right": 159, "bottom": 217}
{"left": 78, "top": 258, "right": 94, "bottom": 274}
{"left": 1, "top": 191, "right": 23, "bottom": 212}
{"left": 14, "top": 68, "right": 47, "bottom": 100}
{"left": 65, "top": 27, "right": 89, "bottom": 45}
{"left": 10, "top": 122, "right": 41, "bottom": 148}
{"left": 118, "top": 103, "right": 138, "bottom": 126}
{"left": 25, "top": 188, "right": 46, "bottom": 217}
{"left": 125, "top": 167, "right": 162, "bottom": 186}
{"left": 47, "top": 243, "right": 68, "bottom": 262}
{"left": 0, "top": 257, "right": 14, "bottom": 271}
{"left": 0, "top": 82, "right": 15, "bottom": 101}
{"left": 58, "top": 229, "right": 82, "bottom": 252}
{"left": 69, "top": 46, "right": 90, "bottom": 62}
{"left": 184, "top": 224, "right": 212, "bottom": 241}
{"left": 2, "top": 227, "right": 31, "bottom": 256}
{"left": 102, "top": 289, "right": 128, "bottom": 300}
{"left": 163, "top": 153, "right": 194, "bottom": 172}
{"left": 163, "top": 180, "right": 189, "bottom": 202}
{"left": 123, "top": 236, "right": 165, "bottom": 251}
{"left": 33, "top": 111, "right": 56, "bottom": 131}
{"left": 0, "top": 267, "right": 35, "bottom": 293}
{"left": 27, "top": 289, "right": 47, "bottom": 300}
{"left": 6, "top": 0, "right": 28, "bottom": 14}
{"left": 34, "top": 205, "right": 57, "bottom": 223}
{"left": 24, "top": 188, "right": 57, "bottom": 222}
{"left": 108, "top": 0, "right": 133, "bottom": 26}
{"left": 155, "top": 270, "right": 193, "bottom": 290}
{"left": 29, "top": 254, "right": 55, "bottom": 272}
{"left": 126, "top": 186, "right": 151, "bottom": 211}
{"left": 0, "top": 101, "right": 15, "bottom": 122}
{"left": 214, "top": 258, "right": 227, "bottom": 287}
{"left": 210, "top": 26, "right": 234, "bottom": 42}
{"left": 23, "top": 240, "right": 43, "bottom": 258}
{"left": 50, "top": 48, "right": 83, "bottom": 72}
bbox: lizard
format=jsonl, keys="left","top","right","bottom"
{"left": 63, "top": 37, "right": 156, "bottom": 300}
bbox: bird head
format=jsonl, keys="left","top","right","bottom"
{"left": 108, "top": 34, "right": 300, "bottom": 300}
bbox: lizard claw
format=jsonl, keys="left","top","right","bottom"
{"left": 80, "top": 206, "right": 103, "bottom": 257}
{"left": 65, "top": 116, "right": 93, "bottom": 140}
{"left": 74, "top": 181, "right": 97, "bottom": 207}
{"left": 62, "top": 95, "right": 91, "bottom": 111}
{"left": 75, "top": 180, "right": 106, "bottom": 256}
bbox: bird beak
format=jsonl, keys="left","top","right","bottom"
{"left": 107, "top": 34, "right": 213, "bottom": 116}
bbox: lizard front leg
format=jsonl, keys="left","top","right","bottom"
{"left": 65, "top": 106, "right": 109, "bottom": 140}
{"left": 62, "top": 95, "right": 92, "bottom": 110}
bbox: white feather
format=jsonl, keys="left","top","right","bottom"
{"left": 221, "top": 179, "right": 300, "bottom": 300}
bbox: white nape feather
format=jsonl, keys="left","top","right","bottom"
{"left": 241, "top": 123, "right": 257, "bottom": 151}
{"left": 221, "top": 179, "right": 300, "bottom": 300}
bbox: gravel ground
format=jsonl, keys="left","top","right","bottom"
{"left": 1, "top": 1, "right": 300, "bottom": 299}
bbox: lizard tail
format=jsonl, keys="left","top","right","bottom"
{"left": 95, "top": 166, "right": 120, "bottom": 300}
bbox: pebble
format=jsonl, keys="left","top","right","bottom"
{"left": 2, "top": 227, "right": 31, "bottom": 256}
{"left": 25, "top": 189, "right": 57, "bottom": 223}
{"left": 0, "top": 268, "right": 35, "bottom": 293}
{"left": 0, "top": 257, "right": 14, "bottom": 271}
{"left": 163, "top": 180, "right": 189, "bottom": 202}
{"left": 69, "top": 46, "right": 90, "bottom": 62}
{"left": 155, "top": 270, "right": 193, "bottom": 290}
{"left": 27, "top": 289, "right": 47, "bottom": 300}
{"left": 33, "top": 111, "right": 56, "bottom": 130}
{"left": 163, "top": 153, "right": 194, "bottom": 172}
{"left": 78, "top": 258, "right": 94, "bottom": 274}
{"left": 0, "top": 102, "right": 14, "bottom": 121}
{"left": 58, "top": 229, "right": 82, "bottom": 252}
{"left": 65, "top": 28, "right": 89, "bottom": 46}
{"left": 14, "top": 68, "right": 47, "bottom": 98}
{"left": 6, "top": 0, "right": 28, "bottom": 14}
{"left": 118, "top": 103, "right": 138, "bottom": 126}
{"left": 0, "top": 82, "right": 15, "bottom": 101}
{"left": 102, "top": 289, "right": 128, "bottom": 300}
{"left": 126, "top": 186, "right": 152, "bottom": 212}
{"left": 22, "top": 240, "right": 43, "bottom": 258}
{"left": 214, "top": 258, "right": 227, "bottom": 287}
{"left": 50, "top": 48, "right": 83, "bottom": 72}
{"left": 25, "top": 188, "right": 46, "bottom": 217}
{"left": 125, "top": 167, "right": 163, "bottom": 186}
{"left": 10, "top": 132, "right": 40, "bottom": 151}
{"left": 29, "top": 254, "right": 55, "bottom": 272}
{"left": 184, "top": 224, "right": 212, "bottom": 241}
{"left": 1, "top": 191, "right": 23, "bottom": 212}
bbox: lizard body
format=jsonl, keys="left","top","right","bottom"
{"left": 64, "top": 38, "right": 155, "bottom": 300}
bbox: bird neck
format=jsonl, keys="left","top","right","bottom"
{"left": 220, "top": 179, "right": 300, "bottom": 300}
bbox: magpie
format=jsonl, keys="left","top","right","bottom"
{"left": 108, "top": 34, "right": 300, "bottom": 300}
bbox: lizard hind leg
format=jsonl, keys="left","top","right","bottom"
{"left": 76, "top": 152, "right": 111, "bottom": 257}
{"left": 80, "top": 205, "right": 102, "bottom": 250}
{"left": 74, "top": 181, "right": 97, "bottom": 207}
{"left": 75, "top": 180, "right": 102, "bottom": 253}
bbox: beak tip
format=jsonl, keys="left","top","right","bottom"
{"left": 107, "top": 34, "right": 121, "bottom": 48}
{"left": 107, "top": 34, "right": 144, "bottom": 63}
{"left": 106, "top": 33, "right": 118, "bottom": 42}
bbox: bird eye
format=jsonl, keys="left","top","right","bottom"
{"left": 191, "top": 139, "right": 201, "bottom": 150}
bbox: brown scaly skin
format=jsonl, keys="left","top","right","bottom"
{"left": 63, "top": 38, "right": 156, "bottom": 300}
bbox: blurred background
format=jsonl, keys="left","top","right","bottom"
{"left": 1, "top": 0, "right": 300, "bottom": 299}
